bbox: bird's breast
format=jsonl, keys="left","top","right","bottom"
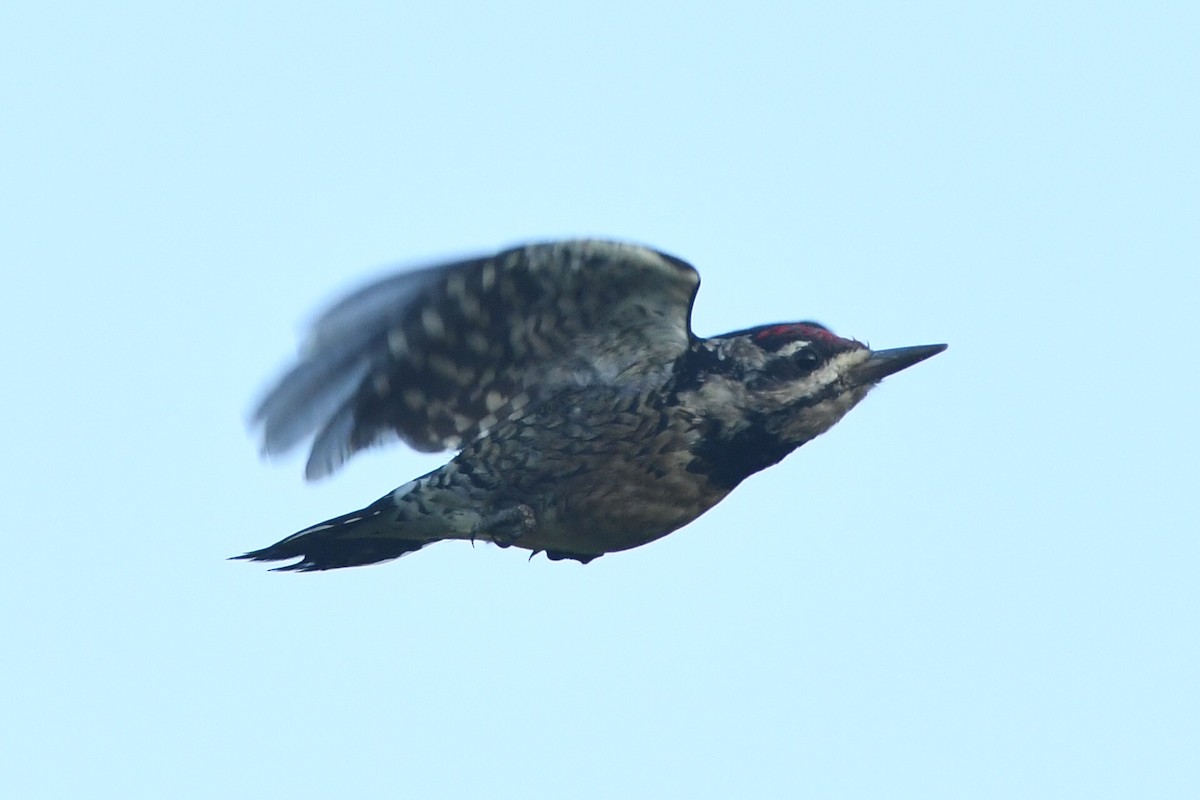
{"left": 470, "top": 387, "right": 727, "bottom": 554}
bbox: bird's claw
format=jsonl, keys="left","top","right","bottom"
{"left": 475, "top": 503, "right": 536, "bottom": 548}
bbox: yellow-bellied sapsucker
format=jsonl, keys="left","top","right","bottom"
{"left": 239, "top": 240, "right": 945, "bottom": 570}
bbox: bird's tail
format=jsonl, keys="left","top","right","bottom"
{"left": 234, "top": 491, "right": 439, "bottom": 572}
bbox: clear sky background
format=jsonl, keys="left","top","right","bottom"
{"left": 2, "top": 2, "right": 1196, "bottom": 798}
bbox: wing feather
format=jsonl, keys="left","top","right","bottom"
{"left": 252, "top": 240, "right": 701, "bottom": 479}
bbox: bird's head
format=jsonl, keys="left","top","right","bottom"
{"left": 682, "top": 322, "right": 946, "bottom": 452}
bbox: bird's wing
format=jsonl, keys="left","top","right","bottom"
{"left": 253, "top": 240, "right": 701, "bottom": 479}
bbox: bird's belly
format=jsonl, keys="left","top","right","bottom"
{"left": 468, "top": 386, "right": 725, "bottom": 557}
{"left": 525, "top": 450, "right": 727, "bottom": 555}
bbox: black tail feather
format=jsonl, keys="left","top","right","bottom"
{"left": 233, "top": 502, "right": 430, "bottom": 572}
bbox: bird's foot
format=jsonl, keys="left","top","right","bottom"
{"left": 474, "top": 503, "right": 536, "bottom": 548}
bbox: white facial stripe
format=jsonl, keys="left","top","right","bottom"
{"left": 774, "top": 341, "right": 812, "bottom": 359}
{"left": 763, "top": 348, "right": 871, "bottom": 404}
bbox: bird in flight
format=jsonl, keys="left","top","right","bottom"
{"left": 239, "top": 240, "right": 945, "bottom": 571}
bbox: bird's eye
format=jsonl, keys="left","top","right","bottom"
{"left": 792, "top": 348, "right": 820, "bottom": 369}
{"left": 755, "top": 346, "right": 822, "bottom": 386}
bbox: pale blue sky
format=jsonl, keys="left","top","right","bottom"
{"left": 2, "top": 2, "right": 1197, "bottom": 798}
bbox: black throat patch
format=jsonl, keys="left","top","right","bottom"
{"left": 686, "top": 414, "right": 796, "bottom": 491}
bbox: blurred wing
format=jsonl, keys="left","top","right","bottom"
{"left": 253, "top": 240, "right": 701, "bottom": 479}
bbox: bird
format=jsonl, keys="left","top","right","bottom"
{"left": 238, "top": 239, "right": 945, "bottom": 571}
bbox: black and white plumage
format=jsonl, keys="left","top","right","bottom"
{"left": 240, "top": 240, "right": 945, "bottom": 571}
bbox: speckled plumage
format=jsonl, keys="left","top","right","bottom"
{"left": 239, "top": 239, "right": 945, "bottom": 571}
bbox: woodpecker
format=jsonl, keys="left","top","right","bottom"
{"left": 239, "top": 240, "right": 945, "bottom": 571}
